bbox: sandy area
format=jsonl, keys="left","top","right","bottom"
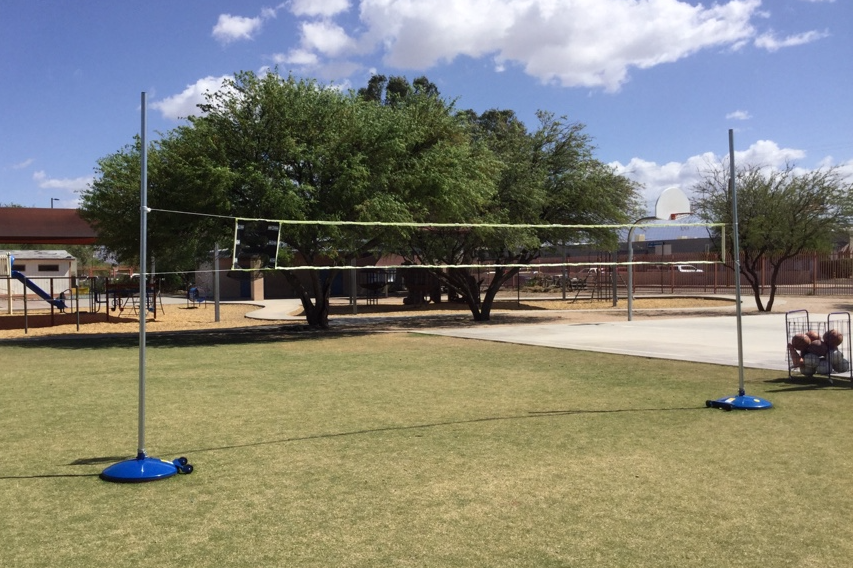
{"left": 0, "top": 304, "right": 278, "bottom": 339}
{"left": 0, "top": 294, "right": 848, "bottom": 339}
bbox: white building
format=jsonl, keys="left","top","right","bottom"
{"left": 1, "top": 249, "right": 77, "bottom": 303}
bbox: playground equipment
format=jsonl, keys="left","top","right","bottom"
{"left": 10, "top": 270, "right": 67, "bottom": 310}
{"left": 186, "top": 286, "right": 207, "bottom": 308}
{"left": 86, "top": 277, "right": 162, "bottom": 320}
{"left": 358, "top": 269, "right": 391, "bottom": 306}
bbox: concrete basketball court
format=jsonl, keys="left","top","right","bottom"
{"left": 419, "top": 313, "right": 793, "bottom": 371}
{"left": 244, "top": 297, "right": 814, "bottom": 372}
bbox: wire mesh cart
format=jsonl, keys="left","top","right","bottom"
{"left": 785, "top": 310, "right": 853, "bottom": 386}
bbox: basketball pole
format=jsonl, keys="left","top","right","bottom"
{"left": 627, "top": 215, "right": 656, "bottom": 321}
{"left": 627, "top": 187, "right": 690, "bottom": 321}
{"left": 706, "top": 130, "right": 772, "bottom": 410}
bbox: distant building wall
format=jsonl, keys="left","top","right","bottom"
{"left": 0, "top": 249, "right": 76, "bottom": 298}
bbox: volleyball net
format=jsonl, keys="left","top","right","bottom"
{"left": 227, "top": 216, "right": 727, "bottom": 279}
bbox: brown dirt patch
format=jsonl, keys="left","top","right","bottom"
{"left": 0, "top": 304, "right": 276, "bottom": 340}
{"left": 1, "top": 294, "right": 848, "bottom": 339}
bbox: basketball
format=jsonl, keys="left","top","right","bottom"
{"left": 806, "top": 330, "right": 821, "bottom": 342}
{"left": 791, "top": 333, "right": 811, "bottom": 351}
{"left": 807, "top": 340, "right": 828, "bottom": 357}
{"left": 829, "top": 349, "right": 844, "bottom": 367}
{"left": 816, "top": 360, "right": 831, "bottom": 376}
{"left": 823, "top": 329, "right": 843, "bottom": 348}
{"left": 800, "top": 365, "right": 816, "bottom": 376}
{"left": 834, "top": 357, "right": 850, "bottom": 373}
{"left": 802, "top": 352, "right": 820, "bottom": 369}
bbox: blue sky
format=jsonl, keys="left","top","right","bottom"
{"left": 2, "top": 0, "right": 851, "bottom": 213}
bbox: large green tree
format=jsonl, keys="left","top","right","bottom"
{"left": 692, "top": 162, "right": 853, "bottom": 311}
{"left": 198, "top": 72, "right": 495, "bottom": 327}
{"left": 80, "top": 133, "right": 232, "bottom": 273}
{"left": 82, "top": 70, "right": 496, "bottom": 328}
{"left": 389, "top": 107, "right": 642, "bottom": 321}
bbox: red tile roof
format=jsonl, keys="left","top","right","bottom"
{"left": 0, "top": 208, "right": 98, "bottom": 244}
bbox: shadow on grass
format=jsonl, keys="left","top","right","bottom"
{"left": 0, "top": 325, "right": 376, "bottom": 351}
{"left": 0, "top": 406, "right": 724, "bottom": 479}
{"left": 0, "top": 312, "right": 574, "bottom": 351}
{"left": 763, "top": 374, "right": 853, "bottom": 392}
{"left": 0, "top": 473, "right": 101, "bottom": 480}
{"left": 154, "top": 405, "right": 707, "bottom": 458}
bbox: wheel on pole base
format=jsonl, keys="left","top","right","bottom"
{"left": 173, "top": 457, "right": 194, "bottom": 474}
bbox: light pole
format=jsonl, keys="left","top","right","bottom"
{"left": 50, "top": 198, "right": 59, "bottom": 208}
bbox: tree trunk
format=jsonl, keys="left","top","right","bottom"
{"left": 763, "top": 261, "right": 786, "bottom": 312}
{"left": 478, "top": 280, "right": 504, "bottom": 321}
{"left": 750, "top": 283, "right": 767, "bottom": 312}
{"left": 446, "top": 266, "right": 519, "bottom": 322}
{"left": 739, "top": 258, "right": 767, "bottom": 312}
{"left": 442, "top": 267, "right": 488, "bottom": 321}
{"left": 282, "top": 269, "right": 334, "bottom": 329}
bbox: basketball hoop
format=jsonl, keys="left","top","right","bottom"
{"left": 628, "top": 187, "right": 692, "bottom": 322}
{"left": 655, "top": 187, "right": 691, "bottom": 221}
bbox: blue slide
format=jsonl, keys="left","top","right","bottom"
{"left": 11, "top": 270, "right": 67, "bottom": 310}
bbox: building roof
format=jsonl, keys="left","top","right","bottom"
{"left": 0, "top": 207, "right": 97, "bottom": 244}
{"left": 1, "top": 249, "right": 75, "bottom": 260}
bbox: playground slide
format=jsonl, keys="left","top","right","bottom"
{"left": 10, "top": 270, "right": 67, "bottom": 310}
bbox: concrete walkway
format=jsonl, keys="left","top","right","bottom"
{"left": 231, "top": 297, "right": 843, "bottom": 372}
{"left": 420, "top": 313, "right": 795, "bottom": 371}
{"left": 229, "top": 298, "right": 305, "bottom": 321}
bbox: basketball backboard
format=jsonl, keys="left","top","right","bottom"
{"left": 654, "top": 187, "right": 691, "bottom": 220}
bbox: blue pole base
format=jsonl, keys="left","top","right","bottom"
{"left": 100, "top": 452, "right": 179, "bottom": 483}
{"left": 706, "top": 394, "right": 773, "bottom": 411}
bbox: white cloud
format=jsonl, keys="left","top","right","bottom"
{"left": 290, "top": 0, "right": 350, "bottom": 18}
{"left": 11, "top": 158, "right": 35, "bottom": 170}
{"left": 611, "top": 153, "right": 716, "bottom": 208}
{"left": 301, "top": 20, "right": 355, "bottom": 57}
{"left": 737, "top": 140, "right": 807, "bottom": 168}
{"left": 273, "top": 49, "right": 320, "bottom": 66}
{"left": 754, "top": 29, "right": 829, "bottom": 52}
{"left": 210, "top": 0, "right": 829, "bottom": 92}
{"left": 33, "top": 171, "right": 93, "bottom": 192}
{"left": 212, "top": 13, "right": 267, "bottom": 43}
{"left": 312, "top": 60, "right": 362, "bottom": 81}
{"left": 611, "top": 140, "right": 818, "bottom": 208}
{"left": 726, "top": 110, "right": 752, "bottom": 120}
{"left": 151, "top": 76, "right": 232, "bottom": 120}
{"left": 354, "top": 0, "right": 762, "bottom": 91}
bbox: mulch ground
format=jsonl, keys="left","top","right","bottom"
{"left": 2, "top": 294, "right": 847, "bottom": 340}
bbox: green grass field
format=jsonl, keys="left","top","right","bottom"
{"left": 2, "top": 328, "right": 852, "bottom": 567}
